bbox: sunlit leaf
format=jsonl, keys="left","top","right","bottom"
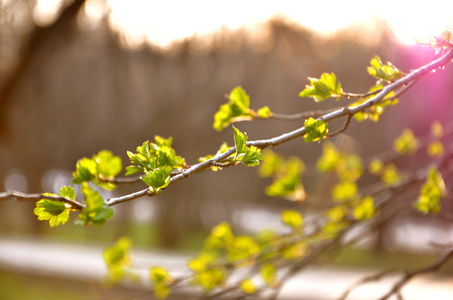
{"left": 192, "top": 267, "right": 226, "bottom": 291}
{"left": 332, "top": 181, "right": 358, "bottom": 201}
{"left": 369, "top": 159, "right": 383, "bottom": 175}
{"left": 317, "top": 142, "right": 340, "bottom": 172}
{"left": 204, "top": 222, "right": 234, "bottom": 249}
{"left": 394, "top": 129, "right": 419, "bottom": 155}
{"left": 233, "top": 126, "right": 264, "bottom": 167}
{"left": 34, "top": 186, "right": 76, "bottom": 227}
{"left": 414, "top": 166, "right": 445, "bottom": 214}
{"left": 367, "top": 55, "right": 403, "bottom": 81}
{"left": 103, "top": 237, "right": 132, "bottom": 283}
{"left": 258, "top": 150, "right": 285, "bottom": 178}
{"left": 75, "top": 183, "right": 114, "bottom": 226}
{"left": 304, "top": 118, "right": 328, "bottom": 142}
{"left": 299, "top": 73, "right": 343, "bottom": 102}
{"left": 281, "top": 210, "right": 303, "bottom": 230}
{"left": 142, "top": 166, "right": 173, "bottom": 193}
{"left": 240, "top": 278, "right": 257, "bottom": 294}
{"left": 353, "top": 196, "right": 374, "bottom": 220}
{"left": 34, "top": 197, "right": 70, "bottom": 227}
{"left": 382, "top": 164, "right": 401, "bottom": 187}
{"left": 227, "top": 236, "right": 260, "bottom": 262}
{"left": 213, "top": 86, "right": 254, "bottom": 131}
{"left": 282, "top": 241, "right": 308, "bottom": 261}
{"left": 257, "top": 106, "right": 272, "bottom": 118}
{"left": 260, "top": 263, "right": 277, "bottom": 287}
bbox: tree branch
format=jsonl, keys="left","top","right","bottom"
{"left": 0, "top": 190, "right": 85, "bottom": 209}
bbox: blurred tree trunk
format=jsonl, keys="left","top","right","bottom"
{"left": 0, "top": 0, "right": 86, "bottom": 136}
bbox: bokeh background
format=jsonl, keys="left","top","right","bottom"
{"left": 1, "top": 1, "right": 453, "bottom": 299}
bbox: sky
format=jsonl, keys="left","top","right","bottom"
{"left": 33, "top": 0, "right": 453, "bottom": 47}
{"left": 104, "top": 0, "right": 453, "bottom": 47}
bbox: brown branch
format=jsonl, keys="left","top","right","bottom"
{"left": 378, "top": 249, "right": 453, "bottom": 300}
{"left": 0, "top": 190, "right": 85, "bottom": 209}
{"left": 327, "top": 107, "right": 353, "bottom": 138}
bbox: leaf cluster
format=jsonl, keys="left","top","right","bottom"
{"left": 414, "top": 166, "right": 446, "bottom": 214}
{"left": 75, "top": 183, "right": 114, "bottom": 226}
{"left": 72, "top": 150, "right": 122, "bottom": 190}
{"left": 126, "top": 136, "right": 185, "bottom": 193}
{"left": 232, "top": 126, "right": 264, "bottom": 167}
{"left": 259, "top": 150, "right": 305, "bottom": 202}
{"left": 213, "top": 86, "right": 272, "bottom": 131}
{"left": 299, "top": 73, "right": 343, "bottom": 102}
{"left": 303, "top": 117, "right": 329, "bottom": 142}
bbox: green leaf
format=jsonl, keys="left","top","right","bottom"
{"left": 188, "top": 252, "right": 217, "bottom": 272}
{"left": 367, "top": 55, "right": 402, "bottom": 81}
{"left": 72, "top": 151, "right": 122, "bottom": 190}
{"left": 59, "top": 186, "right": 76, "bottom": 200}
{"left": 33, "top": 186, "right": 76, "bottom": 227}
{"left": 260, "top": 263, "right": 277, "bottom": 287}
{"left": 142, "top": 166, "right": 173, "bottom": 193}
{"left": 317, "top": 142, "right": 363, "bottom": 181}
{"left": 353, "top": 196, "right": 374, "bottom": 220}
{"left": 351, "top": 82, "right": 398, "bottom": 122}
{"left": 103, "top": 237, "right": 132, "bottom": 283}
{"left": 304, "top": 118, "right": 328, "bottom": 142}
{"left": 198, "top": 142, "right": 230, "bottom": 171}
{"left": 257, "top": 106, "right": 272, "bottom": 118}
{"left": 204, "top": 222, "right": 234, "bottom": 249}
{"left": 317, "top": 142, "right": 340, "bottom": 173}
{"left": 326, "top": 206, "right": 348, "bottom": 222}
{"left": 72, "top": 157, "right": 97, "bottom": 184}
{"left": 104, "top": 237, "right": 131, "bottom": 266}
{"left": 227, "top": 236, "right": 260, "bottom": 262}
{"left": 96, "top": 150, "right": 122, "bottom": 178}
{"left": 126, "top": 137, "right": 185, "bottom": 179}
{"left": 76, "top": 183, "right": 114, "bottom": 226}
{"left": 258, "top": 150, "right": 285, "bottom": 178}
{"left": 240, "top": 278, "right": 257, "bottom": 294}
{"left": 233, "top": 126, "right": 247, "bottom": 154}
{"left": 192, "top": 267, "right": 226, "bottom": 291}
{"left": 265, "top": 157, "right": 305, "bottom": 201}
{"left": 154, "top": 135, "right": 173, "bottom": 147}
{"left": 282, "top": 241, "right": 307, "bottom": 261}
{"left": 299, "top": 73, "right": 343, "bottom": 102}
{"left": 281, "top": 210, "right": 303, "bottom": 230}
{"left": 320, "top": 221, "right": 349, "bottom": 239}
{"left": 34, "top": 197, "right": 70, "bottom": 227}
{"left": 213, "top": 86, "right": 254, "bottom": 131}
{"left": 381, "top": 164, "right": 401, "bottom": 187}
{"left": 414, "top": 167, "right": 445, "bottom": 214}
{"left": 149, "top": 265, "right": 174, "bottom": 299}
{"left": 232, "top": 126, "right": 264, "bottom": 167}
{"left": 332, "top": 181, "right": 358, "bottom": 201}
{"left": 240, "top": 147, "right": 264, "bottom": 167}
{"left": 394, "top": 129, "right": 419, "bottom": 155}
{"left": 369, "top": 159, "right": 383, "bottom": 175}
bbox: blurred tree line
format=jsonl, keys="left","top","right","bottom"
{"left": 1, "top": 0, "right": 452, "bottom": 249}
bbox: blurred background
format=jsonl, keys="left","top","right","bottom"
{"left": 1, "top": 0, "right": 453, "bottom": 299}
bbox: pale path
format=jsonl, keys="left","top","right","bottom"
{"left": 0, "top": 238, "right": 452, "bottom": 300}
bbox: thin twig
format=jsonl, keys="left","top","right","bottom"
{"left": 0, "top": 190, "right": 85, "bottom": 209}
{"left": 378, "top": 249, "right": 453, "bottom": 300}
